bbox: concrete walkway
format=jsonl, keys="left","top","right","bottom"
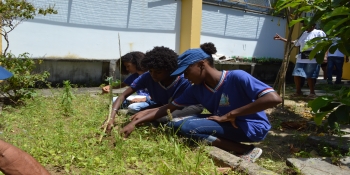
{"left": 287, "top": 157, "right": 350, "bottom": 175}
{"left": 37, "top": 87, "right": 127, "bottom": 97}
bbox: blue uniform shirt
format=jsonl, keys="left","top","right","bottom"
{"left": 172, "top": 70, "right": 274, "bottom": 141}
{"left": 123, "top": 73, "right": 149, "bottom": 96}
{"left": 130, "top": 72, "right": 191, "bottom": 105}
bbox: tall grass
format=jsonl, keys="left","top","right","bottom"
{"left": 0, "top": 90, "right": 224, "bottom": 174}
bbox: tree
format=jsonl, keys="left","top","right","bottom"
{"left": 272, "top": 1, "right": 304, "bottom": 105}
{"left": 0, "top": 0, "right": 57, "bottom": 55}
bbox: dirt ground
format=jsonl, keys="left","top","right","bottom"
{"left": 256, "top": 97, "right": 324, "bottom": 174}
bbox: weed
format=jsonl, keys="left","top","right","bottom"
{"left": 60, "top": 80, "right": 75, "bottom": 116}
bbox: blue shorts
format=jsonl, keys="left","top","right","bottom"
{"left": 292, "top": 63, "right": 320, "bottom": 78}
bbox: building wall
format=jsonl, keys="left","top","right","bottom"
{"left": 200, "top": 4, "right": 286, "bottom": 59}
{"left": 3, "top": 1, "right": 286, "bottom": 60}
{"left": 3, "top": 0, "right": 181, "bottom": 59}
{"left": 33, "top": 60, "right": 106, "bottom": 86}
{"left": 1, "top": 1, "right": 291, "bottom": 85}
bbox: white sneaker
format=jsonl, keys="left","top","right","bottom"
{"left": 240, "top": 147, "right": 262, "bottom": 163}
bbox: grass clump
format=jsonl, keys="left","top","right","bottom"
{"left": 0, "top": 90, "right": 226, "bottom": 174}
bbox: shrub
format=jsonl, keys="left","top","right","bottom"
{"left": 0, "top": 53, "right": 50, "bottom": 103}
{"left": 308, "top": 87, "right": 350, "bottom": 130}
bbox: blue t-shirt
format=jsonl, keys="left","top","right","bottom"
{"left": 172, "top": 70, "right": 274, "bottom": 141}
{"left": 123, "top": 73, "right": 149, "bottom": 96}
{"left": 130, "top": 72, "right": 191, "bottom": 105}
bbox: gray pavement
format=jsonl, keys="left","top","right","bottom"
{"left": 207, "top": 146, "right": 278, "bottom": 175}
{"left": 37, "top": 87, "right": 128, "bottom": 97}
{"left": 287, "top": 157, "right": 350, "bottom": 175}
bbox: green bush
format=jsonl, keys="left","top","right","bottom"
{"left": 0, "top": 53, "right": 50, "bottom": 102}
{"left": 308, "top": 87, "right": 350, "bottom": 130}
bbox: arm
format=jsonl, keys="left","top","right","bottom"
{"left": 121, "top": 104, "right": 179, "bottom": 138}
{"left": 274, "top": 33, "right": 296, "bottom": 44}
{"left": 102, "top": 82, "right": 128, "bottom": 93}
{"left": 208, "top": 92, "right": 282, "bottom": 127}
{"left": 130, "top": 107, "right": 158, "bottom": 121}
{"left": 324, "top": 50, "right": 329, "bottom": 64}
{"left": 0, "top": 140, "right": 50, "bottom": 175}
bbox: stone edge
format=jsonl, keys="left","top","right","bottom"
{"left": 207, "top": 146, "right": 278, "bottom": 175}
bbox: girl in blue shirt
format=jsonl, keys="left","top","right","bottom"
{"left": 121, "top": 43, "right": 282, "bottom": 163}
{"left": 102, "top": 51, "right": 154, "bottom": 113}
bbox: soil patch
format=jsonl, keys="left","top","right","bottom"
{"left": 255, "top": 98, "right": 345, "bottom": 174}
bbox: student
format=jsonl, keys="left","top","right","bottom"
{"left": 121, "top": 43, "right": 282, "bottom": 163}
{"left": 106, "top": 46, "right": 203, "bottom": 132}
{"left": 326, "top": 39, "right": 348, "bottom": 85}
{"left": 274, "top": 21, "right": 326, "bottom": 99}
{"left": 102, "top": 51, "right": 154, "bottom": 114}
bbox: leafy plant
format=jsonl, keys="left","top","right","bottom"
{"left": 60, "top": 80, "right": 75, "bottom": 116}
{"left": 0, "top": 0, "right": 57, "bottom": 55}
{"left": 308, "top": 86, "right": 350, "bottom": 129}
{"left": 105, "top": 77, "right": 121, "bottom": 99}
{"left": 229, "top": 56, "right": 283, "bottom": 64}
{"left": 255, "top": 57, "right": 283, "bottom": 64}
{"left": 0, "top": 53, "right": 50, "bottom": 102}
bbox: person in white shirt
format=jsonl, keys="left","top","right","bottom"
{"left": 274, "top": 22, "right": 326, "bottom": 99}
{"left": 327, "top": 40, "right": 348, "bottom": 84}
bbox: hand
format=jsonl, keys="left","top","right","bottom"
{"left": 120, "top": 123, "right": 135, "bottom": 138}
{"left": 207, "top": 115, "right": 238, "bottom": 128}
{"left": 102, "top": 85, "right": 110, "bottom": 93}
{"left": 130, "top": 110, "right": 149, "bottom": 121}
{"left": 104, "top": 118, "right": 115, "bottom": 135}
{"left": 129, "top": 97, "right": 146, "bottom": 103}
{"left": 273, "top": 33, "right": 282, "bottom": 40}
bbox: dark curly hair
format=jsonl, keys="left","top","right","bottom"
{"left": 116, "top": 51, "right": 145, "bottom": 75}
{"left": 142, "top": 46, "right": 178, "bottom": 73}
{"left": 200, "top": 42, "right": 217, "bottom": 67}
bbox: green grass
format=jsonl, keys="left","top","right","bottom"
{"left": 0, "top": 91, "right": 230, "bottom": 174}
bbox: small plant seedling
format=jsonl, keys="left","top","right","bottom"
{"left": 60, "top": 80, "right": 75, "bottom": 116}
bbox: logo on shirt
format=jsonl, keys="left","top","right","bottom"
{"left": 219, "top": 93, "right": 230, "bottom": 106}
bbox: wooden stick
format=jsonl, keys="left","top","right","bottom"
{"left": 99, "top": 78, "right": 114, "bottom": 143}
{"left": 99, "top": 33, "right": 122, "bottom": 143}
